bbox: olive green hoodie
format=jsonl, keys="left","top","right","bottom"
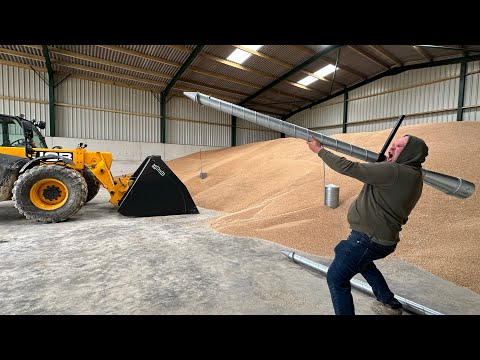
{"left": 318, "top": 135, "right": 428, "bottom": 245}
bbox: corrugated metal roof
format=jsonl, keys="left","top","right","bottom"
{"left": 269, "top": 82, "right": 317, "bottom": 101}
{"left": 126, "top": 45, "right": 193, "bottom": 64}
{"left": 54, "top": 63, "right": 165, "bottom": 91}
{"left": 258, "top": 92, "right": 301, "bottom": 106}
{"left": 98, "top": 45, "right": 180, "bottom": 75}
{"left": 334, "top": 47, "right": 386, "bottom": 78}
{"left": 304, "top": 45, "right": 337, "bottom": 53}
{"left": 381, "top": 45, "right": 427, "bottom": 65}
{"left": 182, "top": 71, "right": 254, "bottom": 95}
{"left": 203, "top": 45, "right": 289, "bottom": 77}
{"left": 177, "top": 79, "right": 244, "bottom": 101}
{"left": 50, "top": 45, "right": 178, "bottom": 78}
{"left": 0, "top": 53, "right": 44, "bottom": 68}
{"left": 241, "top": 53, "right": 289, "bottom": 77}
{"left": 202, "top": 45, "right": 235, "bottom": 59}
{"left": 262, "top": 45, "right": 311, "bottom": 66}
{"left": 51, "top": 53, "right": 171, "bottom": 83}
{"left": 0, "top": 44, "right": 477, "bottom": 118}
{"left": 2, "top": 45, "right": 44, "bottom": 56}
{"left": 191, "top": 56, "right": 272, "bottom": 87}
{"left": 252, "top": 94, "right": 301, "bottom": 112}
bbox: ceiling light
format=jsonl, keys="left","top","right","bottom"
{"left": 298, "top": 76, "right": 318, "bottom": 86}
{"left": 226, "top": 45, "right": 264, "bottom": 64}
{"left": 243, "top": 45, "right": 263, "bottom": 51}
{"left": 314, "top": 64, "right": 339, "bottom": 78}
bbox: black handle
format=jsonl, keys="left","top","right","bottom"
{"left": 377, "top": 115, "right": 405, "bottom": 162}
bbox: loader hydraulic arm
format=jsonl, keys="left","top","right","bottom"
{"left": 82, "top": 150, "right": 132, "bottom": 205}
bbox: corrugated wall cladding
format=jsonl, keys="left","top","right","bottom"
{"left": 469, "top": 60, "right": 480, "bottom": 73}
{"left": 283, "top": 126, "right": 342, "bottom": 139}
{"left": 348, "top": 64, "right": 460, "bottom": 129}
{"left": 464, "top": 60, "right": 480, "bottom": 121}
{"left": 235, "top": 118, "right": 281, "bottom": 146}
{"left": 0, "top": 64, "right": 49, "bottom": 136}
{"left": 347, "top": 120, "right": 414, "bottom": 134}
{"left": 312, "top": 127, "right": 344, "bottom": 136}
{"left": 166, "top": 97, "right": 231, "bottom": 147}
{"left": 167, "top": 118, "right": 230, "bottom": 147}
{"left": 55, "top": 77, "right": 160, "bottom": 142}
{"left": 288, "top": 63, "right": 471, "bottom": 135}
{"left": 236, "top": 127, "right": 279, "bottom": 145}
{"left": 349, "top": 64, "right": 460, "bottom": 99}
{"left": 348, "top": 80, "right": 458, "bottom": 123}
{"left": 289, "top": 97, "right": 344, "bottom": 129}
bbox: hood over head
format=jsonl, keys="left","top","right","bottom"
{"left": 396, "top": 135, "right": 428, "bottom": 168}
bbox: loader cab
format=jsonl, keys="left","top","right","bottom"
{"left": 0, "top": 115, "right": 47, "bottom": 149}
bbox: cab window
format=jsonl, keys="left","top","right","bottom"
{"left": 0, "top": 117, "right": 24, "bottom": 147}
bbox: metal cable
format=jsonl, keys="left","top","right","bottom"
{"left": 329, "top": 48, "right": 341, "bottom": 95}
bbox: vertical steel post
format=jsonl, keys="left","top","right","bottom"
{"left": 457, "top": 61, "right": 467, "bottom": 121}
{"left": 342, "top": 92, "right": 348, "bottom": 133}
{"left": 160, "top": 93, "right": 166, "bottom": 143}
{"left": 231, "top": 115, "right": 237, "bottom": 147}
{"left": 42, "top": 45, "right": 55, "bottom": 137}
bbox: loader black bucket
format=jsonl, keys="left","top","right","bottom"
{"left": 118, "top": 155, "right": 199, "bottom": 217}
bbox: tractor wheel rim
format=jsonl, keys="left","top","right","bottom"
{"left": 30, "top": 178, "right": 69, "bottom": 210}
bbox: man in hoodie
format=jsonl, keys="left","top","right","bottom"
{"left": 307, "top": 135, "right": 429, "bottom": 315}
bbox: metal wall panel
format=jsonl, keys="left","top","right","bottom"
{"left": 55, "top": 76, "right": 161, "bottom": 142}
{"left": 0, "top": 64, "right": 49, "bottom": 136}
{"left": 469, "top": 60, "right": 480, "bottom": 73}
{"left": 463, "top": 108, "right": 480, "bottom": 121}
{"left": 289, "top": 96, "right": 344, "bottom": 129}
{"left": 166, "top": 97, "right": 231, "bottom": 146}
{"left": 348, "top": 120, "right": 407, "bottom": 134}
{"left": 236, "top": 127, "right": 279, "bottom": 146}
{"left": 348, "top": 64, "right": 460, "bottom": 129}
{"left": 283, "top": 125, "right": 342, "bottom": 138}
{"left": 236, "top": 117, "right": 280, "bottom": 145}
{"left": 167, "top": 118, "right": 231, "bottom": 147}
{"left": 289, "top": 63, "right": 468, "bottom": 135}
{"left": 313, "top": 126, "right": 343, "bottom": 136}
{"left": 463, "top": 60, "right": 480, "bottom": 121}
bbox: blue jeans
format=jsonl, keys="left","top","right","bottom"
{"left": 326, "top": 230, "right": 402, "bottom": 315}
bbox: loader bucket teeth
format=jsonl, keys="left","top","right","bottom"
{"left": 117, "top": 156, "right": 199, "bottom": 217}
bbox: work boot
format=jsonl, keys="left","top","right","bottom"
{"left": 370, "top": 300, "right": 403, "bottom": 315}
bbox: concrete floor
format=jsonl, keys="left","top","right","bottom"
{"left": 1, "top": 161, "right": 479, "bottom": 315}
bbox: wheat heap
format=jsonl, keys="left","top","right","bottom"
{"left": 169, "top": 122, "right": 480, "bottom": 294}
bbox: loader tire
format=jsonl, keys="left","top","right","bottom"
{"left": 12, "top": 164, "right": 88, "bottom": 223}
{"left": 83, "top": 167, "right": 100, "bottom": 203}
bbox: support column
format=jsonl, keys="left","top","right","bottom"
{"left": 457, "top": 61, "right": 467, "bottom": 121}
{"left": 42, "top": 45, "right": 55, "bottom": 137}
{"left": 231, "top": 115, "right": 236, "bottom": 146}
{"left": 342, "top": 92, "right": 348, "bottom": 133}
{"left": 160, "top": 93, "right": 166, "bottom": 143}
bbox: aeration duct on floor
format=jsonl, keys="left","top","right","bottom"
{"left": 281, "top": 250, "right": 444, "bottom": 315}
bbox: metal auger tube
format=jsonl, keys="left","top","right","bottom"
{"left": 281, "top": 250, "right": 443, "bottom": 315}
{"left": 190, "top": 91, "right": 379, "bottom": 162}
{"left": 183, "top": 92, "right": 475, "bottom": 199}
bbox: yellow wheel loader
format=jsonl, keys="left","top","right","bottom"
{"left": 0, "top": 114, "right": 198, "bottom": 223}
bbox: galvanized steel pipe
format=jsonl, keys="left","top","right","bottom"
{"left": 183, "top": 92, "right": 475, "bottom": 199}
{"left": 281, "top": 250, "right": 444, "bottom": 315}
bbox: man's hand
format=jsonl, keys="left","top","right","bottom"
{"left": 307, "top": 136, "right": 323, "bottom": 154}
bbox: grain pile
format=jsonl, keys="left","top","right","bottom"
{"left": 168, "top": 121, "right": 480, "bottom": 293}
